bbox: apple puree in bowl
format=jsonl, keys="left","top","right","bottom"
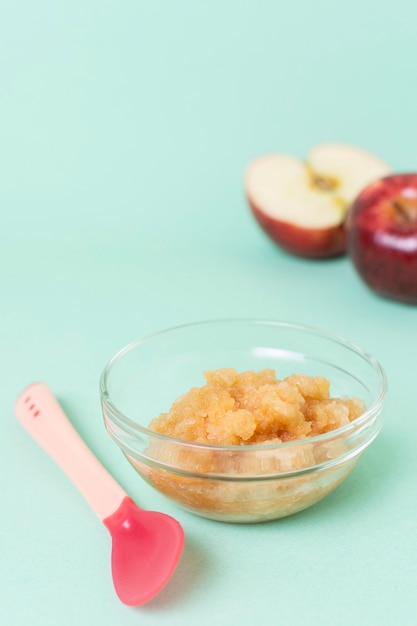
{"left": 148, "top": 368, "right": 365, "bottom": 446}
{"left": 101, "top": 319, "right": 385, "bottom": 523}
{"left": 122, "top": 369, "right": 367, "bottom": 522}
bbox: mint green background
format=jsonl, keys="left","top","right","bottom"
{"left": 1, "top": 1, "right": 417, "bottom": 624}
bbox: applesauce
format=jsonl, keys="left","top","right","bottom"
{"left": 148, "top": 368, "right": 365, "bottom": 446}
{"left": 121, "top": 369, "right": 367, "bottom": 522}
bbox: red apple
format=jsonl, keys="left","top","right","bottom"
{"left": 347, "top": 173, "right": 417, "bottom": 304}
{"left": 245, "top": 144, "right": 390, "bottom": 259}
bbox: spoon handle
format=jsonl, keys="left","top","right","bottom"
{"left": 15, "top": 382, "right": 127, "bottom": 520}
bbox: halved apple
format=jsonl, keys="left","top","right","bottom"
{"left": 245, "top": 143, "right": 391, "bottom": 258}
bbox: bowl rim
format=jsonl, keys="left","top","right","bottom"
{"left": 99, "top": 318, "right": 388, "bottom": 452}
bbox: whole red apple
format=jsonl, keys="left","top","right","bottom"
{"left": 244, "top": 144, "right": 390, "bottom": 259}
{"left": 347, "top": 173, "right": 417, "bottom": 304}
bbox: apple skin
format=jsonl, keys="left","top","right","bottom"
{"left": 347, "top": 173, "right": 417, "bottom": 304}
{"left": 248, "top": 199, "right": 347, "bottom": 259}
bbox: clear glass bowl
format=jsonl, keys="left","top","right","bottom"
{"left": 100, "top": 320, "right": 387, "bottom": 523}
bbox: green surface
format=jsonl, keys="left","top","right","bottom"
{"left": 1, "top": 1, "right": 416, "bottom": 624}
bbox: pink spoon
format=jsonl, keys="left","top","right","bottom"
{"left": 14, "top": 382, "right": 185, "bottom": 606}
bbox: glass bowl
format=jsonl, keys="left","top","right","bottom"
{"left": 99, "top": 319, "right": 387, "bottom": 523}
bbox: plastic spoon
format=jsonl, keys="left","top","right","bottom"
{"left": 14, "top": 382, "right": 185, "bottom": 606}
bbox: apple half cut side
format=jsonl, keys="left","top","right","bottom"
{"left": 244, "top": 144, "right": 391, "bottom": 259}
{"left": 347, "top": 173, "right": 417, "bottom": 304}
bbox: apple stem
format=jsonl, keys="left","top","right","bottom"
{"left": 392, "top": 199, "right": 417, "bottom": 223}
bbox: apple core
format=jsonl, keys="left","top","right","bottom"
{"left": 309, "top": 170, "right": 340, "bottom": 194}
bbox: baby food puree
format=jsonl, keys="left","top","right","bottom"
{"left": 149, "top": 368, "right": 364, "bottom": 446}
